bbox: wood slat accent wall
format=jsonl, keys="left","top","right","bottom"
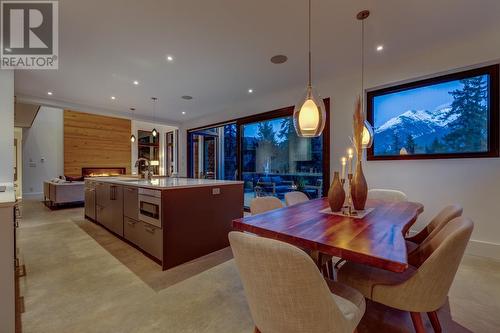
{"left": 64, "top": 110, "right": 131, "bottom": 176}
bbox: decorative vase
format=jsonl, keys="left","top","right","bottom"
{"left": 351, "top": 160, "right": 368, "bottom": 210}
{"left": 328, "top": 172, "right": 345, "bottom": 212}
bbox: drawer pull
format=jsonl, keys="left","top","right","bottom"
{"left": 127, "top": 220, "right": 137, "bottom": 226}
{"left": 144, "top": 226, "right": 155, "bottom": 234}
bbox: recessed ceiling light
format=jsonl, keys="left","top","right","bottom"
{"left": 376, "top": 45, "right": 384, "bottom": 52}
{"left": 166, "top": 55, "right": 174, "bottom": 62}
{"left": 271, "top": 54, "right": 288, "bottom": 64}
{"left": 111, "top": 96, "right": 116, "bottom": 100}
{"left": 248, "top": 89, "right": 254, "bottom": 94}
{"left": 182, "top": 111, "right": 186, "bottom": 115}
{"left": 47, "top": 91, "right": 53, "bottom": 96}
{"left": 181, "top": 95, "right": 193, "bottom": 100}
{"left": 133, "top": 80, "right": 139, "bottom": 85}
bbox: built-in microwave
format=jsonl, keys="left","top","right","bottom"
{"left": 138, "top": 188, "right": 162, "bottom": 228}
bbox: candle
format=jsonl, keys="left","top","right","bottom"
{"left": 341, "top": 157, "right": 347, "bottom": 179}
{"left": 347, "top": 148, "right": 354, "bottom": 174}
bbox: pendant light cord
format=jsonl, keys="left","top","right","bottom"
{"left": 361, "top": 15, "right": 365, "bottom": 110}
{"left": 308, "top": 0, "right": 312, "bottom": 88}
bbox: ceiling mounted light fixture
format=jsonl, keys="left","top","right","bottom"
{"left": 151, "top": 97, "right": 158, "bottom": 137}
{"left": 111, "top": 96, "right": 116, "bottom": 100}
{"left": 130, "top": 108, "right": 136, "bottom": 143}
{"left": 293, "top": 0, "right": 326, "bottom": 138}
{"left": 270, "top": 54, "right": 288, "bottom": 64}
{"left": 166, "top": 55, "right": 174, "bottom": 62}
{"left": 248, "top": 89, "right": 254, "bottom": 94}
{"left": 133, "top": 80, "right": 139, "bottom": 85}
{"left": 47, "top": 91, "right": 53, "bottom": 96}
{"left": 376, "top": 45, "right": 384, "bottom": 52}
{"left": 357, "top": 10, "right": 374, "bottom": 149}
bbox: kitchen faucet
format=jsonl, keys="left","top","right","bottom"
{"left": 134, "top": 158, "right": 153, "bottom": 180}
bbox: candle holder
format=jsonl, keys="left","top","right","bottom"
{"left": 342, "top": 173, "right": 357, "bottom": 216}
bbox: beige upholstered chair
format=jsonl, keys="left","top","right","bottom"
{"left": 337, "top": 217, "right": 473, "bottom": 333}
{"left": 285, "top": 191, "right": 309, "bottom": 206}
{"left": 250, "top": 196, "right": 284, "bottom": 215}
{"left": 405, "top": 204, "right": 463, "bottom": 254}
{"left": 367, "top": 189, "right": 408, "bottom": 202}
{"left": 229, "top": 232, "right": 365, "bottom": 333}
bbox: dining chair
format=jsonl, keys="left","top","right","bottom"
{"left": 250, "top": 196, "right": 284, "bottom": 215}
{"left": 285, "top": 191, "right": 309, "bottom": 206}
{"left": 367, "top": 189, "right": 408, "bottom": 202}
{"left": 337, "top": 217, "right": 473, "bottom": 333}
{"left": 229, "top": 231, "right": 365, "bottom": 333}
{"left": 405, "top": 204, "right": 463, "bottom": 254}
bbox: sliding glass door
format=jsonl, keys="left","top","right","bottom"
{"left": 188, "top": 100, "right": 329, "bottom": 208}
{"left": 240, "top": 116, "right": 324, "bottom": 207}
{"left": 188, "top": 123, "right": 238, "bottom": 180}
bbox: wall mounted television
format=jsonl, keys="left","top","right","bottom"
{"left": 366, "top": 64, "right": 499, "bottom": 160}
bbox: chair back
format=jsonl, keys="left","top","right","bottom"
{"left": 420, "top": 204, "right": 463, "bottom": 247}
{"left": 381, "top": 217, "right": 473, "bottom": 312}
{"left": 250, "top": 196, "right": 283, "bottom": 215}
{"left": 367, "top": 189, "right": 408, "bottom": 202}
{"left": 285, "top": 191, "right": 309, "bottom": 206}
{"left": 229, "top": 232, "right": 352, "bottom": 333}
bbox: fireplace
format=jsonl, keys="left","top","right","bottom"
{"left": 82, "top": 167, "right": 126, "bottom": 177}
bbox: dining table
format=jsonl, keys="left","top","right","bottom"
{"left": 232, "top": 198, "right": 424, "bottom": 273}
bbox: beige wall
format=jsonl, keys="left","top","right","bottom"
{"left": 0, "top": 70, "right": 14, "bottom": 183}
{"left": 178, "top": 28, "right": 500, "bottom": 259}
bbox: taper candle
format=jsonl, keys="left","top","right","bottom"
{"left": 341, "top": 157, "right": 347, "bottom": 179}
{"left": 347, "top": 148, "right": 354, "bottom": 174}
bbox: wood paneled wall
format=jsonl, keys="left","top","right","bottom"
{"left": 64, "top": 110, "right": 131, "bottom": 176}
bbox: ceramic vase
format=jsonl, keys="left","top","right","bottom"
{"left": 328, "top": 171, "right": 345, "bottom": 212}
{"left": 351, "top": 160, "right": 368, "bottom": 210}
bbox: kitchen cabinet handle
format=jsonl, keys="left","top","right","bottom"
{"left": 144, "top": 225, "right": 155, "bottom": 234}
{"left": 127, "top": 220, "right": 137, "bottom": 226}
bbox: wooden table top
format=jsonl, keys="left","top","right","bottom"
{"left": 232, "top": 198, "right": 424, "bottom": 272}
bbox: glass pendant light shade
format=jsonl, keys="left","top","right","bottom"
{"left": 152, "top": 128, "right": 158, "bottom": 137}
{"left": 293, "top": 86, "right": 326, "bottom": 137}
{"left": 361, "top": 120, "right": 374, "bottom": 148}
{"left": 130, "top": 134, "right": 136, "bottom": 143}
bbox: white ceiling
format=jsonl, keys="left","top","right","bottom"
{"left": 14, "top": 0, "right": 500, "bottom": 124}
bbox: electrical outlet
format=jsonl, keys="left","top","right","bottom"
{"left": 212, "top": 188, "right": 220, "bottom": 195}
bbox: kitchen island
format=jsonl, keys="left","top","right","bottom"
{"left": 84, "top": 177, "right": 244, "bottom": 270}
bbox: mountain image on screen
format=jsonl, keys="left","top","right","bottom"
{"left": 373, "top": 75, "right": 489, "bottom": 156}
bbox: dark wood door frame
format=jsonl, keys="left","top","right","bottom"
{"left": 187, "top": 98, "right": 331, "bottom": 196}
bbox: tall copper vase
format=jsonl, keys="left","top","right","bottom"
{"left": 351, "top": 161, "right": 368, "bottom": 210}
{"left": 328, "top": 172, "right": 345, "bottom": 212}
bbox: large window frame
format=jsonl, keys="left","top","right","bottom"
{"left": 366, "top": 64, "right": 499, "bottom": 161}
{"left": 187, "top": 98, "right": 330, "bottom": 197}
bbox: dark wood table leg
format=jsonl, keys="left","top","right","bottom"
{"left": 410, "top": 312, "right": 426, "bottom": 333}
{"left": 427, "top": 311, "right": 442, "bottom": 333}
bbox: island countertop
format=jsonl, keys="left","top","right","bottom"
{"left": 85, "top": 177, "right": 244, "bottom": 190}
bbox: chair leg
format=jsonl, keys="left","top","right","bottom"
{"left": 254, "top": 327, "right": 261, "bottom": 333}
{"left": 427, "top": 311, "right": 442, "bottom": 333}
{"left": 409, "top": 312, "right": 426, "bottom": 333}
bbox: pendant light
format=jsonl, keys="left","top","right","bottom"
{"left": 151, "top": 97, "right": 158, "bottom": 137}
{"left": 293, "top": 0, "right": 326, "bottom": 138}
{"left": 130, "top": 107, "right": 136, "bottom": 143}
{"left": 357, "top": 10, "right": 374, "bottom": 149}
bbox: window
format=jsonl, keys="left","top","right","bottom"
{"left": 137, "top": 130, "right": 160, "bottom": 174}
{"left": 187, "top": 100, "right": 330, "bottom": 208}
{"left": 241, "top": 116, "right": 324, "bottom": 207}
{"left": 367, "top": 65, "right": 499, "bottom": 160}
